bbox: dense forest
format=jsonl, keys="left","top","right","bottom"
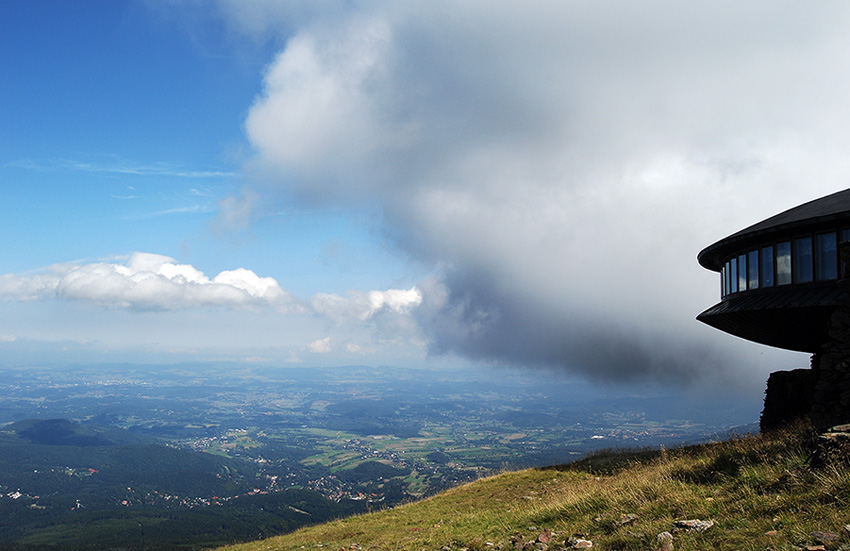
{"left": 0, "top": 420, "right": 369, "bottom": 550}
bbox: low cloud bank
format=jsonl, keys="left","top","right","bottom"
{"left": 0, "top": 253, "right": 420, "bottom": 323}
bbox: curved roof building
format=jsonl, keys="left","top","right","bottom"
{"left": 697, "top": 188, "right": 850, "bottom": 353}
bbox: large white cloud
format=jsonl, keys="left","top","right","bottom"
{"left": 0, "top": 252, "right": 423, "bottom": 341}
{"left": 228, "top": 1, "right": 850, "bottom": 384}
{"left": 0, "top": 252, "right": 292, "bottom": 311}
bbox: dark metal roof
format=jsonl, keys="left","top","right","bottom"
{"left": 698, "top": 188, "right": 850, "bottom": 271}
{"left": 696, "top": 282, "right": 848, "bottom": 352}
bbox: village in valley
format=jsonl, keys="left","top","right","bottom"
{"left": 0, "top": 363, "right": 757, "bottom": 512}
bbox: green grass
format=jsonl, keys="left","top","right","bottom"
{"left": 217, "top": 423, "right": 850, "bottom": 551}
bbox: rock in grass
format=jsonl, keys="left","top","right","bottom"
{"left": 536, "top": 528, "right": 552, "bottom": 543}
{"left": 810, "top": 531, "right": 841, "bottom": 544}
{"left": 674, "top": 519, "right": 714, "bottom": 532}
{"left": 654, "top": 531, "right": 674, "bottom": 551}
{"left": 616, "top": 513, "right": 638, "bottom": 525}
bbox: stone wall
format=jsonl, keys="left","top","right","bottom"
{"left": 760, "top": 244, "right": 850, "bottom": 432}
{"left": 760, "top": 368, "right": 815, "bottom": 432}
{"left": 761, "top": 307, "right": 850, "bottom": 432}
{"left": 809, "top": 307, "right": 850, "bottom": 430}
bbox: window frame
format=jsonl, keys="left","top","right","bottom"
{"left": 816, "top": 231, "right": 838, "bottom": 281}
{"left": 776, "top": 240, "right": 792, "bottom": 286}
{"left": 716, "top": 226, "right": 850, "bottom": 299}
{"left": 730, "top": 256, "right": 738, "bottom": 293}
{"left": 760, "top": 245, "right": 774, "bottom": 288}
{"left": 747, "top": 250, "right": 759, "bottom": 290}
{"left": 793, "top": 235, "right": 814, "bottom": 284}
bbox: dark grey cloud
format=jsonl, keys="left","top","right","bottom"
{"left": 223, "top": 1, "right": 850, "bottom": 385}
{"left": 414, "top": 267, "right": 731, "bottom": 386}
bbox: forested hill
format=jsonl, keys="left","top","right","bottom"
{"left": 0, "top": 419, "right": 368, "bottom": 550}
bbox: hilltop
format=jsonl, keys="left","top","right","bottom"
{"left": 219, "top": 423, "right": 850, "bottom": 551}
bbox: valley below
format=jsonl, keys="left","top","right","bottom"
{"left": 0, "top": 363, "right": 758, "bottom": 550}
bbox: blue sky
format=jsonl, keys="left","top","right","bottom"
{"left": 0, "top": 1, "right": 425, "bottom": 367}
{"left": 3, "top": 1, "right": 849, "bottom": 401}
{"left": 0, "top": 1, "right": 408, "bottom": 294}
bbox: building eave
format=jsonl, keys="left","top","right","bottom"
{"left": 698, "top": 188, "right": 850, "bottom": 272}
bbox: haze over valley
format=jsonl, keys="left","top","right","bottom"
{"left": 0, "top": 362, "right": 755, "bottom": 549}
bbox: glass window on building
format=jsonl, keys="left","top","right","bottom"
{"left": 794, "top": 236, "right": 813, "bottom": 283}
{"left": 720, "top": 265, "right": 726, "bottom": 296}
{"left": 841, "top": 229, "right": 850, "bottom": 277}
{"left": 748, "top": 250, "right": 759, "bottom": 290}
{"left": 816, "top": 232, "right": 838, "bottom": 280}
{"left": 776, "top": 241, "right": 791, "bottom": 285}
{"left": 725, "top": 260, "right": 732, "bottom": 294}
{"left": 760, "top": 245, "right": 774, "bottom": 287}
{"left": 730, "top": 257, "right": 738, "bottom": 292}
{"left": 737, "top": 253, "right": 747, "bottom": 291}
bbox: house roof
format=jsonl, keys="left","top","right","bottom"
{"left": 698, "top": 188, "right": 850, "bottom": 271}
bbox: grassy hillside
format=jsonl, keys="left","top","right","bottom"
{"left": 219, "top": 423, "right": 850, "bottom": 551}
